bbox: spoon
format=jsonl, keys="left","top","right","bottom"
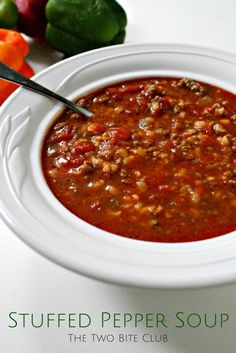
{"left": 0, "top": 61, "right": 93, "bottom": 118}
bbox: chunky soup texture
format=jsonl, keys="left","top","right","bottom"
{"left": 42, "top": 78, "right": 236, "bottom": 242}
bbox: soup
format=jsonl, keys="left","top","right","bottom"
{"left": 42, "top": 77, "right": 236, "bottom": 242}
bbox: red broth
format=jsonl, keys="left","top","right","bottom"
{"left": 42, "top": 78, "right": 236, "bottom": 242}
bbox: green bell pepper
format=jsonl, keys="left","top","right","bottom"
{"left": 0, "top": 0, "right": 18, "bottom": 29}
{"left": 45, "top": 0, "right": 127, "bottom": 56}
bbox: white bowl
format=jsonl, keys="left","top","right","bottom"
{"left": 1, "top": 43, "right": 236, "bottom": 289}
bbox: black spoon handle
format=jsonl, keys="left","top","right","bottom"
{"left": 0, "top": 61, "right": 93, "bottom": 117}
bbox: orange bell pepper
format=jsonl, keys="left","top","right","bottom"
{"left": 20, "top": 61, "right": 35, "bottom": 77}
{"left": 0, "top": 42, "right": 23, "bottom": 71}
{"left": 0, "top": 29, "right": 29, "bottom": 56}
{"left": 0, "top": 29, "right": 35, "bottom": 104}
{"left": 0, "top": 62, "right": 35, "bottom": 105}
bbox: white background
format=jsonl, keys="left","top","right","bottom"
{"left": 1, "top": 1, "right": 236, "bottom": 352}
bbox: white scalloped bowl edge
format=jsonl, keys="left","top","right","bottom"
{"left": 1, "top": 43, "right": 236, "bottom": 289}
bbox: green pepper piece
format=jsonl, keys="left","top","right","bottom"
{"left": 46, "top": 0, "right": 120, "bottom": 43}
{"left": 103, "top": 0, "right": 127, "bottom": 29}
{"left": 45, "top": 0, "right": 127, "bottom": 56}
{"left": 111, "top": 29, "right": 126, "bottom": 45}
{"left": 46, "top": 23, "right": 108, "bottom": 56}
{"left": 0, "top": 0, "right": 18, "bottom": 29}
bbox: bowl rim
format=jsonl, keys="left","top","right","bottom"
{"left": 2, "top": 42, "right": 236, "bottom": 288}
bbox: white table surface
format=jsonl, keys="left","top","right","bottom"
{"left": 2, "top": 1, "right": 236, "bottom": 352}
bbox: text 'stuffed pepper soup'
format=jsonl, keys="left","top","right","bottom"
{"left": 42, "top": 77, "right": 236, "bottom": 242}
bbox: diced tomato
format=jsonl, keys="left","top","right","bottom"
{"left": 52, "top": 125, "right": 72, "bottom": 143}
{"left": 72, "top": 140, "right": 95, "bottom": 154}
{"left": 200, "top": 135, "right": 216, "bottom": 146}
{"left": 106, "top": 87, "right": 119, "bottom": 95}
{"left": 161, "top": 96, "right": 172, "bottom": 110}
{"left": 66, "top": 155, "right": 85, "bottom": 167}
{"left": 109, "top": 137, "right": 118, "bottom": 145}
{"left": 87, "top": 122, "right": 105, "bottom": 135}
{"left": 106, "top": 85, "right": 142, "bottom": 95}
{"left": 203, "top": 123, "right": 212, "bottom": 134}
{"left": 162, "top": 140, "right": 174, "bottom": 152}
{"left": 107, "top": 127, "right": 130, "bottom": 140}
{"left": 55, "top": 154, "right": 85, "bottom": 168}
